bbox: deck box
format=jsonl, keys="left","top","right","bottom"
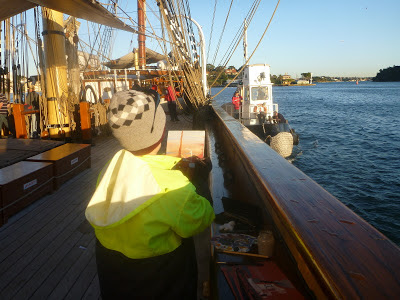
{"left": 27, "top": 143, "right": 91, "bottom": 190}
{"left": 0, "top": 161, "right": 53, "bottom": 226}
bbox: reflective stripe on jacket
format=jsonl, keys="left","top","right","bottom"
{"left": 85, "top": 150, "right": 215, "bottom": 259}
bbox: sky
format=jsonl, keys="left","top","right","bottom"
{"left": 188, "top": 0, "right": 400, "bottom": 78}
{"left": 9, "top": 0, "right": 400, "bottom": 78}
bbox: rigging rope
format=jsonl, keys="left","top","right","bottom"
{"left": 211, "top": 0, "right": 233, "bottom": 66}
{"left": 210, "top": 0, "right": 261, "bottom": 88}
{"left": 207, "top": 0, "right": 218, "bottom": 62}
{"left": 211, "top": 0, "right": 281, "bottom": 99}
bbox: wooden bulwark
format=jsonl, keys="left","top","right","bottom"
{"left": 211, "top": 104, "right": 400, "bottom": 299}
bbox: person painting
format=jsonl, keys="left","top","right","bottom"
{"left": 85, "top": 89, "right": 215, "bottom": 299}
{"left": 273, "top": 111, "right": 286, "bottom": 123}
{"left": 254, "top": 102, "right": 267, "bottom": 124}
{"left": 165, "top": 85, "right": 179, "bottom": 122}
{"left": 231, "top": 91, "right": 242, "bottom": 119}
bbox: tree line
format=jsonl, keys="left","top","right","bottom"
{"left": 373, "top": 66, "right": 400, "bottom": 82}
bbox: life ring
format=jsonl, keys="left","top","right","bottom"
{"left": 81, "top": 85, "right": 102, "bottom": 104}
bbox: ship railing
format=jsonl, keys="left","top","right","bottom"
{"left": 210, "top": 102, "right": 400, "bottom": 299}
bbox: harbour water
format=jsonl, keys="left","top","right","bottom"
{"left": 212, "top": 81, "right": 400, "bottom": 245}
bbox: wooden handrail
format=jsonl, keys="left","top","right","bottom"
{"left": 211, "top": 104, "right": 400, "bottom": 299}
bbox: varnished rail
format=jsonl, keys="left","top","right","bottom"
{"left": 211, "top": 104, "right": 400, "bottom": 299}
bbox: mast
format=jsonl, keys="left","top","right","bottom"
{"left": 65, "top": 17, "right": 81, "bottom": 97}
{"left": 41, "top": 8, "right": 70, "bottom": 138}
{"left": 137, "top": 0, "right": 146, "bottom": 70}
{"left": 5, "top": 18, "right": 10, "bottom": 100}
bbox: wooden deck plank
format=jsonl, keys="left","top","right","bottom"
{"left": 0, "top": 177, "right": 93, "bottom": 264}
{"left": 0, "top": 185, "right": 84, "bottom": 259}
{"left": 81, "top": 275, "right": 101, "bottom": 300}
{"left": 0, "top": 200, "right": 88, "bottom": 294}
{"left": 64, "top": 255, "right": 98, "bottom": 300}
{"left": 47, "top": 238, "right": 96, "bottom": 300}
{"left": 0, "top": 136, "right": 122, "bottom": 299}
{"left": 4, "top": 229, "right": 84, "bottom": 299}
{"left": 28, "top": 224, "right": 95, "bottom": 299}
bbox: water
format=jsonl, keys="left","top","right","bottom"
{"left": 212, "top": 82, "right": 400, "bottom": 245}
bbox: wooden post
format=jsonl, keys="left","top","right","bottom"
{"left": 13, "top": 104, "right": 28, "bottom": 139}
{"left": 79, "top": 101, "right": 91, "bottom": 143}
{"left": 41, "top": 8, "right": 70, "bottom": 138}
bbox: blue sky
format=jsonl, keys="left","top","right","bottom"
{"left": 187, "top": 0, "right": 400, "bottom": 77}
{"left": 15, "top": 1, "right": 400, "bottom": 78}
{"left": 108, "top": 0, "right": 400, "bottom": 77}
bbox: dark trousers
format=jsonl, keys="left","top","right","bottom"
{"left": 0, "top": 114, "right": 8, "bottom": 137}
{"left": 257, "top": 112, "right": 266, "bottom": 124}
{"left": 167, "top": 101, "right": 179, "bottom": 121}
{"left": 96, "top": 238, "right": 198, "bottom": 300}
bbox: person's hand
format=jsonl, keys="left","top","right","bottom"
{"left": 173, "top": 156, "right": 212, "bottom": 181}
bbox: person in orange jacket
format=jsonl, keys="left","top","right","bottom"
{"left": 231, "top": 91, "right": 242, "bottom": 119}
{"left": 165, "top": 85, "right": 179, "bottom": 122}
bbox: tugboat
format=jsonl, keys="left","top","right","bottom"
{"left": 222, "top": 64, "right": 299, "bottom": 158}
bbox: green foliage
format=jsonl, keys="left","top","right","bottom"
{"left": 207, "top": 66, "right": 228, "bottom": 86}
{"left": 270, "top": 75, "right": 286, "bottom": 85}
{"left": 313, "top": 76, "right": 331, "bottom": 82}
{"left": 206, "top": 64, "right": 215, "bottom": 71}
{"left": 373, "top": 66, "right": 400, "bottom": 82}
{"left": 301, "top": 72, "right": 312, "bottom": 79}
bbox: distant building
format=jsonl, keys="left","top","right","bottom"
{"left": 225, "top": 68, "right": 238, "bottom": 75}
{"left": 296, "top": 79, "right": 310, "bottom": 85}
{"left": 225, "top": 79, "right": 241, "bottom": 86}
{"left": 282, "top": 74, "right": 292, "bottom": 85}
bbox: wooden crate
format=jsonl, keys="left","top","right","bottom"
{"left": 27, "top": 143, "right": 91, "bottom": 190}
{"left": 0, "top": 161, "right": 53, "bottom": 226}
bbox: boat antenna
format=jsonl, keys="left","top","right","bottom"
{"left": 243, "top": 18, "right": 248, "bottom": 62}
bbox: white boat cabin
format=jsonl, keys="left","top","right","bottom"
{"left": 238, "top": 64, "right": 277, "bottom": 126}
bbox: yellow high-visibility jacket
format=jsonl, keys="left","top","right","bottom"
{"left": 85, "top": 149, "right": 215, "bottom": 259}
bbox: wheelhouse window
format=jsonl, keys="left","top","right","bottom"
{"left": 251, "top": 86, "right": 268, "bottom": 101}
{"left": 244, "top": 87, "right": 250, "bottom": 102}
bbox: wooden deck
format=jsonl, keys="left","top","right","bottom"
{"left": 0, "top": 115, "right": 196, "bottom": 300}
{"left": 0, "top": 136, "right": 121, "bottom": 300}
{"left": 0, "top": 139, "right": 64, "bottom": 169}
